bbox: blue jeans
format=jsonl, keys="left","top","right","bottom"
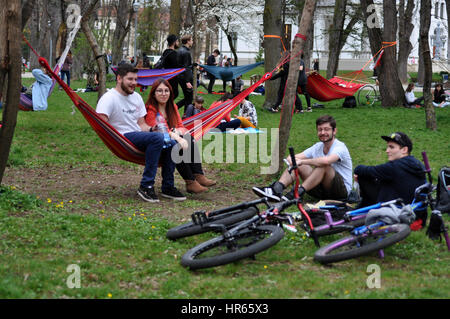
{"left": 61, "top": 70, "right": 71, "bottom": 87}
{"left": 216, "top": 119, "right": 241, "bottom": 132}
{"left": 124, "top": 131, "right": 175, "bottom": 190}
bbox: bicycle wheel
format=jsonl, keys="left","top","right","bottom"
{"left": 314, "top": 223, "right": 411, "bottom": 264}
{"left": 166, "top": 206, "right": 258, "bottom": 240}
{"left": 181, "top": 225, "right": 284, "bottom": 270}
{"left": 357, "top": 84, "right": 377, "bottom": 106}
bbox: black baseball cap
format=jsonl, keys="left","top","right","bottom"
{"left": 381, "top": 132, "right": 413, "bottom": 152}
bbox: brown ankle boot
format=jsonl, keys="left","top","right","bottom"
{"left": 185, "top": 180, "right": 207, "bottom": 193}
{"left": 194, "top": 174, "right": 216, "bottom": 187}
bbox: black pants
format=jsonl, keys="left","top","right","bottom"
{"left": 273, "top": 82, "right": 303, "bottom": 111}
{"left": 177, "top": 80, "right": 193, "bottom": 110}
{"left": 175, "top": 134, "right": 203, "bottom": 181}
{"left": 298, "top": 83, "right": 311, "bottom": 109}
{"left": 357, "top": 175, "right": 380, "bottom": 207}
{"left": 216, "top": 119, "right": 241, "bottom": 132}
{"left": 406, "top": 96, "right": 424, "bottom": 107}
{"left": 169, "top": 77, "right": 179, "bottom": 100}
{"left": 207, "top": 74, "right": 216, "bottom": 93}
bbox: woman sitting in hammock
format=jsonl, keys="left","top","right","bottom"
{"left": 145, "top": 78, "right": 216, "bottom": 194}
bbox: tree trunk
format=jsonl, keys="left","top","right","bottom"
{"left": 326, "top": 0, "right": 346, "bottom": 79}
{"left": 262, "top": 0, "right": 282, "bottom": 109}
{"left": 301, "top": 0, "right": 317, "bottom": 70}
{"left": 111, "top": 0, "right": 133, "bottom": 65}
{"left": 169, "top": 0, "right": 181, "bottom": 36}
{"left": 81, "top": 0, "right": 106, "bottom": 99}
{"left": 397, "top": 0, "right": 415, "bottom": 84}
{"left": 420, "top": 0, "right": 437, "bottom": 130}
{"left": 377, "top": 0, "right": 405, "bottom": 107}
{"left": 447, "top": 0, "right": 450, "bottom": 61}
{"left": 360, "top": 0, "right": 383, "bottom": 57}
{"left": 21, "top": 0, "right": 36, "bottom": 30}
{"left": 275, "top": 0, "right": 316, "bottom": 176}
{"left": 0, "top": 0, "right": 22, "bottom": 185}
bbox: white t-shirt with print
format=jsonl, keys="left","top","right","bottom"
{"left": 302, "top": 138, "right": 353, "bottom": 194}
{"left": 96, "top": 88, "right": 146, "bottom": 135}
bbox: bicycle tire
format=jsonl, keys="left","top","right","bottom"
{"left": 314, "top": 223, "right": 411, "bottom": 264}
{"left": 181, "top": 225, "right": 284, "bottom": 270}
{"left": 166, "top": 207, "right": 258, "bottom": 240}
{"left": 357, "top": 84, "right": 377, "bottom": 106}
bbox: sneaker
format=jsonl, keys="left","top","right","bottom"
{"left": 281, "top": 186, "right": 306, "bottom": 201}
{"left": 137, "top": 186, "right": 159, "bottom": 203}
{"left": 266, "top": 106, "right": 279, "bottom": 113}
{"left": 252, "top": 182, "right": 284, "bottom": 202}
{"left": 306, "top": 107, "right": 313, "bottom": 112}
{"left": 161, "top": 187, "right": 187, "bottom": 201}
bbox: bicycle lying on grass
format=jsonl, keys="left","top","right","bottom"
{"left": 169, "top": 149, "right": 447, "bottom": 270}
{"left": 178, "top": 147, "right": 319, "bottom": 270}
{"left": 314, "top": 152, "right": 450, "bottom": 264}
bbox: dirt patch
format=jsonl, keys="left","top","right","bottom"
{"left": 3, "top": 164, "right": 257, "bottom": 221}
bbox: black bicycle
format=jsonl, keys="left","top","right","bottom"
{"left": 180, "top": 147, "right": 320, "bottom": 270}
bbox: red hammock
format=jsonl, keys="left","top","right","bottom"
{"left": 298, "top": 72, "right": 364, "bottom": 102}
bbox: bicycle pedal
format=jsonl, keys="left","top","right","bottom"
{"left": 283, "top": 224, "right": 298, "bottom": 233}
{"left": 191, "top": 211, "right": 209, "bottom": 225}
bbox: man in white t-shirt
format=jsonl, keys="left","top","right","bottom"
{"left": 96, "top": 63, "right": 186, "bottom": 202}
{"left": 253, "top": 115, "right": 353, "bottom": 202}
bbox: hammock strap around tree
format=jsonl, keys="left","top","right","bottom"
{"left": 339, "top": 41, "right": 397, "bottom": 85}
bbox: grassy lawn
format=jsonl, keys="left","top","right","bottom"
{"left": 0, "top": 75, "right": 449, "bottom": 300}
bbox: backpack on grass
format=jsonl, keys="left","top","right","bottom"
{"left": 342, "top": 96, "right": 356, "bottom": 108}
{"left": 436, "top": 167, "right": 450, "bottom": 214}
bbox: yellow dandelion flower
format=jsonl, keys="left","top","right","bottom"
{"left": 47, "top": 198, "right": 52, "bottom": 203}
{"left": 128, "top": 217, "right": 132, "bottom": 221}
{"left": 151, "top": 225, "right": 156, "bottom": 229}
{"left": 107, "top": 293, "right": 112, "bottom": 298}
{"left": 264, "top": 265, "right": 268, "bottom": 269}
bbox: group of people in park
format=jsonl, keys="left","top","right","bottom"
{"left": 405, "top": 82, "right": 450, "bottom": 108}
{"left": 96, "top": 60, "right": 428, "bottom": 232}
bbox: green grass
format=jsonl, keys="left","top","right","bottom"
{"left": 0, "top": 77, "right": 449, "bottom": 299}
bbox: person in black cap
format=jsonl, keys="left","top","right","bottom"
{"left": 354, "top": 132, "right": 427, "bottom": 226}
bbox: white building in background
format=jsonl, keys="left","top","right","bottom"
{"left": 217, "top": 0, "right": 449, "bottom": 73}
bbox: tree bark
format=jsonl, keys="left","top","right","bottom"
{"left": 169, "top": 0, "right": 181, "bottom": 36}
{"left": 326, "top": 0, "right": 346, "bottom": 79}
{"left": 21, "top": 0, "right": 36, "bottom": 30}
{"left": 275, "top": 0, "right": 316, "bottom": 176}
{"left": 397, "top": 0, "right": 415, "bottom": 84}
{"left": 377, "top": 0, "right": 405, "bottom": 107}
{"left": 447, "top": 0, "right": 450, "bottom": 61}
{"left": 111, "top": 0, "right": 133, "bottom": 65}
{"left": 420, "top": 0, "right": 437, "bottom": 130}
{"left": 262, "top": 0, "right": 282, "bottom": 109}
{"left": 0, "top": 0, "right": 22, "bottom": 185}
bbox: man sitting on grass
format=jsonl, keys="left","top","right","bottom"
{"left": 253, "top": 115, "right": 353, "bottom": 202}
{"left": 354, "top": 132, "right": 426, "bottom": 227}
